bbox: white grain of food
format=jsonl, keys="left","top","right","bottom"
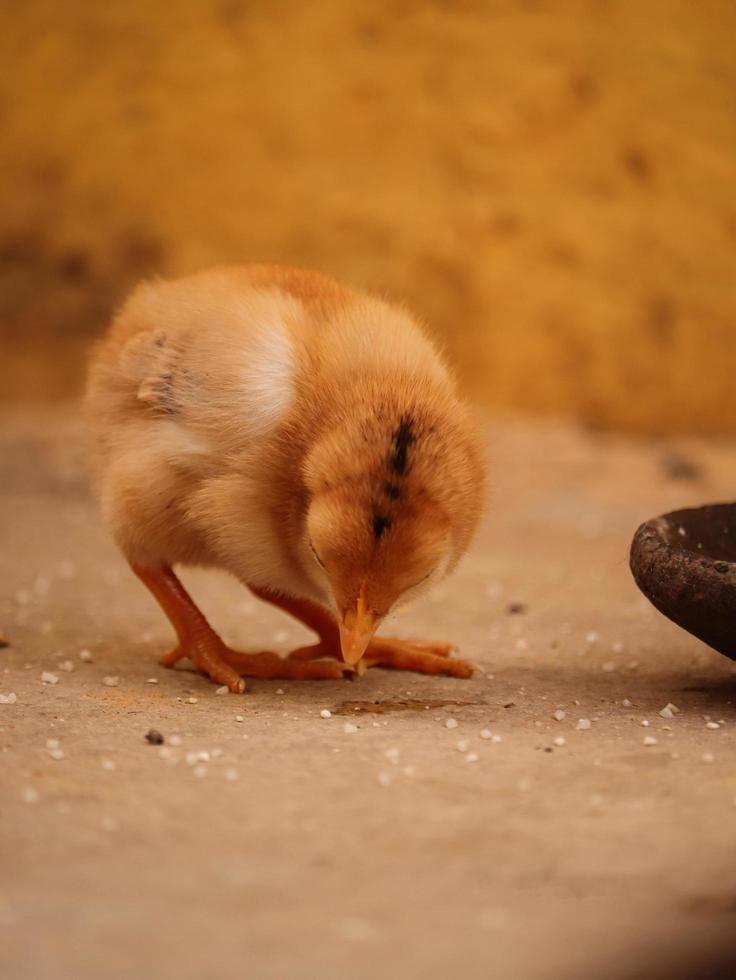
{"left": 702, "top": 752, "right": 715, "bottom": 763}
{"left": 78, "top": 649, "right": 93, "bottom": 662}
{"left": 0, "top": 692, "right": 17, "bottom": 705}
{"left": 456, "top": 739, "right": 469, "bottom": 752}
{"left": 553, "top": 736, "right": 566, "bottom": 747}
{"left": 224, "top": 768, "right": 239, "bottom": 782}
{"left": 103, "top": 676, "right": 119, "bottom": 687}
{"left": 215, "top": 686, "right": 229, "bottom": 695}
{"left": 58, "top": 660, "right": 75, "bottom": 672}
{"left": 46, "top": 738, "right": 60, "bottom": 749}
{"left": 320, "top": 709, "right": 332, "bottom": 719}
{"left": 41, "top": 671, "right": 59, "bottom": 685}
{"left": 642, "top": 735, "right": 658, "bottom": 746}
{"left": 185, "top": 696, "right": 198, "bottom": 704}
{"left": 445, "top": 718, "right": 459, "bottom": 730}
{"left": 659, "top": 706, "right": 674, "bottom": 719}
{"left": 343, "top": 722, "right": 358, "bottom": 734}
{"left": 553, "top": 709, "right": 566, "bottom": 722}
{"left": 465, "top": 752, "right": 479, "bottom": 763}
{"left": 706, "top": 721, "right": 721, "bottom": 730}
{"left": 49, "top": 748, "right": 65, "bottom": 760}
{"left": 377, "top": 770, "right": 392, "bottom": 787}
{"left": 479, "top": 728, "right": 493, "bottom": 740}
{"left": 576, "top": 719, "right": 591, "bottom": 731}
{"left": 21, "top": 787, "right": 39, "bottom": 804}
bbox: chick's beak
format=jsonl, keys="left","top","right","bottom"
{"left": 339, "top": 589, "right": 378, "bottom": 666}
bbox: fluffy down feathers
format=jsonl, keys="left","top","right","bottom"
{"left": 86, "top": 265, "right": 486, "bottom": 621}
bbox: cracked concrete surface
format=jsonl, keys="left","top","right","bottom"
{"left": 2, "top": 407, "right": 736, "bottom": 980}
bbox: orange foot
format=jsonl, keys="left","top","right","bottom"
{"left": 162, "top": 641, "right": 347, "bottom": 691}
{"left": 290, "top": 637, "right": 473, "bottom": 678}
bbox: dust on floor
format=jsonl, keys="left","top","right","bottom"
{"left": 1, "top": 408, "right": 736, "bottom": 980}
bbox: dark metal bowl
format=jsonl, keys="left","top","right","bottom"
{"left": 630, "top": 503, "right": 736, "bottom": 660}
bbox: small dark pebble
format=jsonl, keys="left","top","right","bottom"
{"left": 660, "top": 452, "right": 702, "bottom": 482}
{"left": 0, "top": 633, "right": 10, "bottom": 649}
{"left": 506, "top": 602, "right": 528, "bottom": 615}
{"left": 503, "top": 701, "right": 516, "bottom": 709}
{"left": 544, "top": 747, "right": 553, "bottom": 753}
{"left": 145, "top": 729, "right": 165, "bottom": 745}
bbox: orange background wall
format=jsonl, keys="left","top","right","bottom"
{"left": 1, "top": 1, "right": 735, "bottom": 431}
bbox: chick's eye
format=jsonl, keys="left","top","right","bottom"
{"left": 309, "top": 540, "right": 325, "bottom": 569}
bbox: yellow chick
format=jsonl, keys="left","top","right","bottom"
{"left": 86, "top": 266, "right": 486, "bottom": 693}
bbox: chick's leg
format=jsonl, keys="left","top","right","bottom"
{"left": 132, "top": 565, "right": 344, "bottom": 692}
{"left": 132, "top": 563, "right": 247, "bottom": 693}
{"left": 249, "top": 586, "right": 472, "bottom": 678}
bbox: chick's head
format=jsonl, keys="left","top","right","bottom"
{"left": 302, "top": 401, "right": 485, "bottom": 665}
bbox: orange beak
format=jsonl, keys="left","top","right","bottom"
{"left": 339, "top": 588, "right": 378, "bottom": 666}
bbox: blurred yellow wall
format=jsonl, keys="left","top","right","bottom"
{"left": 1, "top": 0, "right": 735, "bottom": 432}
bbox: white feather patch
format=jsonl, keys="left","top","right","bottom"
{"left": 239, "top": 321, "right": 295, "bottom": 432}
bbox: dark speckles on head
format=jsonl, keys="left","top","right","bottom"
{"left": 384, "top": 481, "right": 400, "bottom": 500}
{"left": 372, "top": 514, "right": 392, "bottom": 540}
{"left": 389, "top": 415, "right": 416, "bottom": 476}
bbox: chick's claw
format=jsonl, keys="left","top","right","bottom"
{"left": 289, "top": 638, "right": 472, "bottom": 678}
{"left": 161, "top": 642, "right": 246, "bottom": 693}
{"left": 364, "top": 638, "right": 473, "bottom": 678}
{"left": 219, "top": 649, "right": 348, "bottom": 681}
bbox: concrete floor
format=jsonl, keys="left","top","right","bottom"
{"left": 2, "top": 407, "right": 736, "bottom": 980}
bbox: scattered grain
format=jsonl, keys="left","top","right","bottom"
{"left": 41, "top": 671, "right": 59, "bottom": 685}
{"left": 320, "top": 709, "right": 332, "bottom": 719}
{"left": 576, "top": 719, "right": 591, "bottom": 731}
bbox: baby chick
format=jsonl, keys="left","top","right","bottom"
{"left": 86, "top": 265, "right": 486, "bottom": 692}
